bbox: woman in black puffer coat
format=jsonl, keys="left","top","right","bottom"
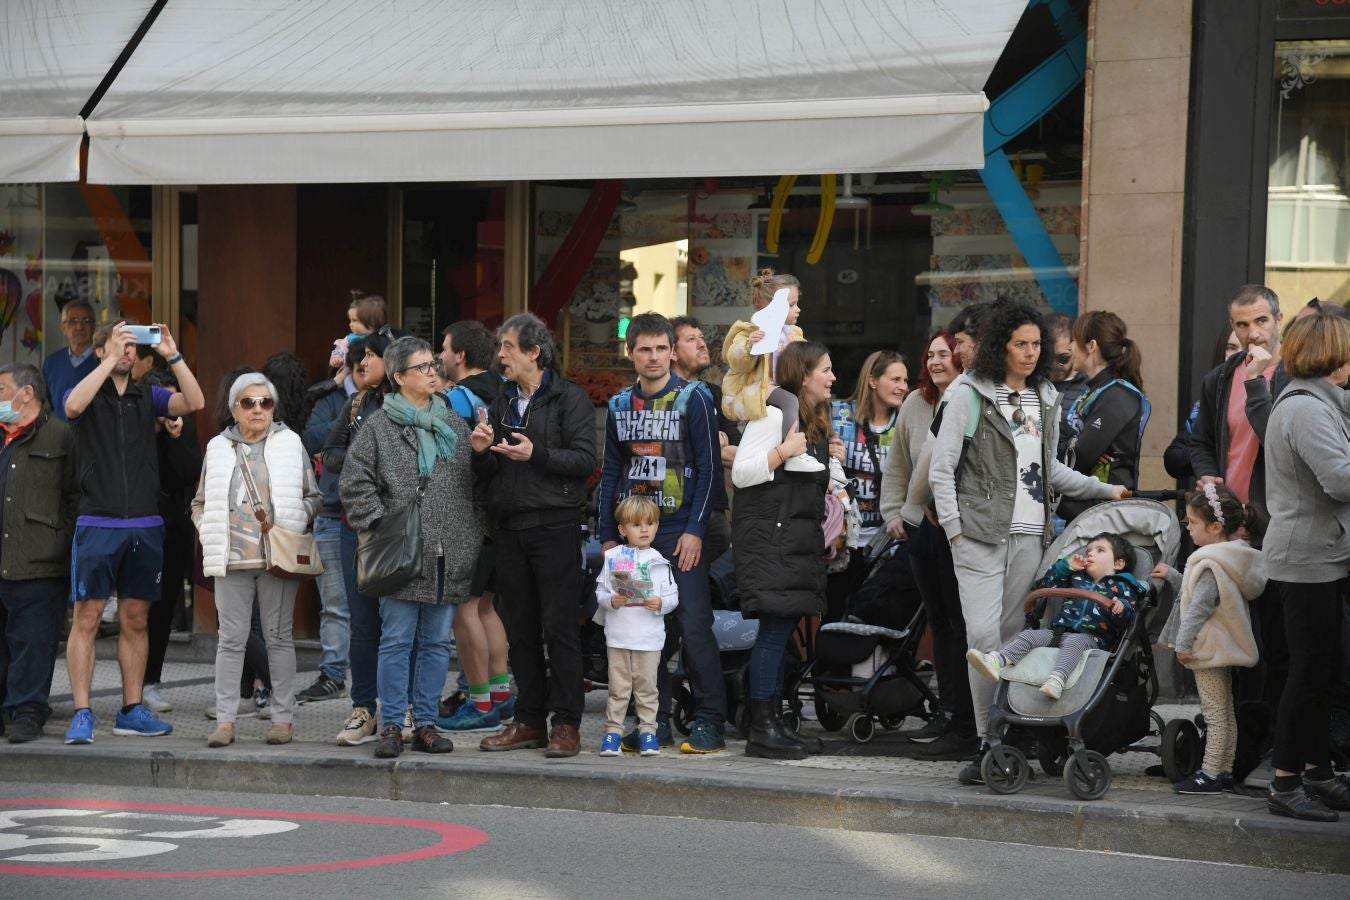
{"left": 732, "top": 340, "right": 838, "bottom": 760}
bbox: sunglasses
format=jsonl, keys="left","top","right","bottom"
{"left": 1054, "top": 353, "right": 1072, "bottom": 365}
{"left": 402, "top": 361, "right": 438, "bottom": 376}
{"left": 237, "top": 396, "right": 275, "bottom": 411}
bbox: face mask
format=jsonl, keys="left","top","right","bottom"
{"left": 0, "top": 391, "right": 29, "bottom": 424}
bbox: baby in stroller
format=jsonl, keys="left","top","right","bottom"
{"left": 968, "top": 533, "right": 1147, "bottom": 700}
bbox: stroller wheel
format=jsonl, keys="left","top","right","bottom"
{"left": 781, "top": 707, "right": 801, "bottom": 736}
{"left": 672, "top": 686, "right": 695, "bottom": 737}
{"left": 878, "top": 714, "right": 905, "bottom": 731}
{"left": 1160, "top": 718, "right": 1203, "bottom": 782}
{"left": 846, "top": 713, "right": 875, "bottom": 744}
{"left": 813, "top": 686, "right": 847, "bottom": 732}
{"left": 1064, "top": 749, "right": 1112, "bottom": 800}
{"left": 981, "top": 746, "right": 1030, "bottom": 794}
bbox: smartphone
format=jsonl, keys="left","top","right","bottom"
{"left": 126, "top": 324, "right": 162, "bottom": 346}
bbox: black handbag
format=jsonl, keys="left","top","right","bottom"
{"left": 356, "top": 476, "right": 427, "bottom": 597}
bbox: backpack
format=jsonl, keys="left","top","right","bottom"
{"left": 1066, "top": 379, "right": 1151, "bottom": 482}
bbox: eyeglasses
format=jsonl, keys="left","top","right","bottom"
{"left": 402, "top": 361, "right": 438, "bottom": 376}
{"left": 237, "top": 396, "right": 275, "bottom": 411}
{"left": 64, "top": 317, "right": 94, "bottom": 326}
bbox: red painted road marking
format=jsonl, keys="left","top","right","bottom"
{"left": 0, "top": 798, "right": 487, "bottom": 879}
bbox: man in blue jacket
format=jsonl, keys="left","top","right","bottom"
{"left": 597, "top": 313, "right": 726, "bottom": 754}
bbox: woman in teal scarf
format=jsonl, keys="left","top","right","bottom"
{"left": 340, "top": 337, "right": 481, "bottom": 760}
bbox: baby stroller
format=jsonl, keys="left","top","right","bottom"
{"left": 980, "top": 496, "right": 1181, "bottom": 800}
{"left": 781, "top": 535, "right": 937, "bottom": 743}
{"left": 671, "top": 607, "right": 760, "bottom": 737}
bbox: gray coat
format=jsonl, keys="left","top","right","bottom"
{"left": 339, "top": 398, "right": 482, "bottom": 604}
{"left": 929, "top": 376, "right": 1114, "bottom": 547}
{"left": 1262, "top": 377, "right": 1350, "bottom": 584}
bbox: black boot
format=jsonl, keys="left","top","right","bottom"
{"left": 773, "top": 695, "right": 823, "bottom": 754}
{"left": 745, "top": 700, "right": 807, "bottom": 760}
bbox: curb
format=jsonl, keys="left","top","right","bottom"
{"left": 3, "top": 740, "right": 1347, "bottom": 874}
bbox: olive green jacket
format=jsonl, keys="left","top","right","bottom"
{"left": 0, "top": 408, "right": 79, "bottom": 582}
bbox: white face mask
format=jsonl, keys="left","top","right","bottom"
{"left": 0, "top": 389, "right": 31, "bottom": 424}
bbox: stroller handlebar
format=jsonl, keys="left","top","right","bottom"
{"left": 1127, "top": 489, "right": 1187, "bottom": 501}
{"left": 1022, "top": 587, "right": 1118, "bottom": 614}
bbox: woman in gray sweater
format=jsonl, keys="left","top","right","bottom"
{"left": 1261, "top": 313, "right": 1350, "bottom": 823}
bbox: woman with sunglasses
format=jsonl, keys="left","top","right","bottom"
{"left": 1057, "top": 310, "right": 1149, "bottom": 520}
{"left": 341, "top": 336, "right": 481, "bottom": 759}
{"left": 928, "top": 300, "right": 1125, "bottom": 785}
{"left": 193, "top": 373, "right": 322, "bottom": 747}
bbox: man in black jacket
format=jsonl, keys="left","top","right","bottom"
{"left": 472, "top": 313, "right": 596, "bottom": 758}
{"left": 0, "top": 364, "right": 79, "bottom": 742}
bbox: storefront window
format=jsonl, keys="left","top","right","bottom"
{"left": 1265, "top": 40, "right": 1350, "bottom": 316}
{"left": 401, "top": 187, "right": 506, "bottom": 338}
{"left": 0, "top": 183, "right": 153, "bottom": 368}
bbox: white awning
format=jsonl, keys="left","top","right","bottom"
{"left": 0, "top": 1, "right": 156, "bottom": 182}
{"left": 8, "top": 1, "right": 1029, "bottom": 184}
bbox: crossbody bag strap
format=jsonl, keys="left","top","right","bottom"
{"left": 233, "top": 441, "right": 272, "bottom": 532}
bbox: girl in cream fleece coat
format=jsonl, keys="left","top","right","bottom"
{"left": 1156, "top": 484, "right": 1266, "bottom": 794}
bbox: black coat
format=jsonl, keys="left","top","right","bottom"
{"left": 732, "top": 437, "right": 828, "bottom": 619}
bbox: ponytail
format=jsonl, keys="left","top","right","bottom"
{"left": 1072, "top": 310, "right": 1143, "bottom": 389}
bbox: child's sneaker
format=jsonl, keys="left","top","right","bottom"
{"left": 599, "top": 732, "right": 622, "bottom": 756}
{"left": 639, "top": 732, "right": 661, "bottom": 757}
{"left": 622, "top": 719, "right": 674, "bottom": 751}
{"left": 965, "top": 649, "right": 1003, "bottom": 682}
{"left": 1217, "top": 772, "right": 1236, "bottom": 793}
{"left": 1174, "top": 770, "right": 1224, "bottom": 794}
{"left": 1039, "top": 673, "right": 1065, "bottom": 700}
{"left": 784, "top": 453, "right": 826, "bottom": 473}
{"left": 113, "top": 704, "right": 173, "bottom": 737}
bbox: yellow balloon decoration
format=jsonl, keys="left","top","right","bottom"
{"left": 765, "top": 174, "right": 797, "bottom": 254}
{"left": 806, "top": 174, "right": 836, "bottom": 265}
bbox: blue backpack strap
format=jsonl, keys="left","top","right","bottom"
{"left": 448, "top": 384, "right": 486, "bottom": 421}
{"left": 673, "top": 380, "right": 704, "bottom": 416}
{"left": 1069, "top": 378, "right": 1150, "bottom": 448}
{"left": 607, "top": 384, "right": 635, "bottom": 416}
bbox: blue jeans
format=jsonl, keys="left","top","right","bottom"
{"left": 651, "top": 530, "right": 726, "bottom": 725}
{"left": 748, "top": 614, "right": 797, "bottom": 702}
{"left": 0, "top": 578, "right": 66, "bottom": 722}
{"left": 377, "top": 596, "right": 455, "bottom": 729}
{"left": 314, "top": 516, "right": 350, "bottom": 683}
{"left": 340, "top": 523, "right": 381, "bottom": 711}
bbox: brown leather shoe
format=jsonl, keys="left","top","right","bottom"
{"left": 544, "top": 723, "right": 580, "bottom": 758}
{"left": 479, "top": 720, "right": 547, "bottom": 752}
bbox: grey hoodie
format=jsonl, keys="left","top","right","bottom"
{"left": 1261, "top": 377, "right": 1350, "bottom": 583}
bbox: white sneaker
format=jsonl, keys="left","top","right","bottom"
{"left": 965, "top": 649, "right": 1003, "bottom": 682}
{"left": 101, "top": 596, "right": 119, "bottom": 624}
{"left": 784, "top": 453, "right": 826, "bottom": 473}
{"left": 337, "top": 707, "right": 378, "bottom": 746}
{"left": 142, "top": 684, "right": 172, "bottom": 713}
{"left": 1040, "top": 673, "right": 1065, "bottom": 700}
{"left": 401, "top": 706, "right": 414, "bottom": 742}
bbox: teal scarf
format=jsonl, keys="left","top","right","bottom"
{"left": 384, "top": 393, "right": 457, "bottom": 477}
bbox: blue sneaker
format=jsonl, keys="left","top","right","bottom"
{"left": 1217, "top": 772, "right": 1236, "bottom": 793}
{"left": 679, "top": 718, "right": 726, "bottom": 754}
{"left": 622, "top": 719, "right": 674, "bottom": 751}
{"left": 113, "top": 704, "right": 173, "bottom": 737}
{"left": 493, "top": 694, "right": 516, "bottom": 723}
{"left": 435, "top": 702, "right": 502, "bottom": 732}
{"left": 599, "top": 732, "right": 622, "bottom": 756}
{"left": 64, "top": 708, "right": 95, "bottom": 744}
{"left": 1173, "top": 770, "right": 1223, "bottom": 795}
{"left": 639, "top": 732, "right": 661, "bottom": 757}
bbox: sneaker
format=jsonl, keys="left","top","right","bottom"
{"left": 1217, "top": 772, "right": 1236, "bottom": 793}
{"left": 64, "top": 709, "right": 96, "bottom": 744}
{"left": 142, "top": 684, "right": 173, "bottom": 713}
{"left": 784, "top": 453, "right": 826, "bottom": 473}
{"left": 436, "top": 702, "right": 501, "bottom": 733}
{"left": 337, "top": 707, "right": 378, "bottom": 746}
{"left": 439, "top": 692, "right": 468, "bottom": 719}
{"left": 296, "top": 673, "right": 347, "bottom": 705}
{"left": 898, "top": 713, "right": 950, "bottom": 743}
{"left": 1174, "top": 770, "right": 1224, "bottom": 795}
{"left": 622, "top": 719, "right": 674, "bottom": 751}
{"left": 494, "top": 694, "right": 516, "bottom": 723}
{"left": 679, "top": 718, "right": 725, "bottom": 754}
{"left": 965, "top": 649, "right": 1003, "bottom": 683}
{"left": 253, "top": 687, "right": 272, "bottom": 719}
{"left": 958, "top": 745, "right": 990, "bottom": 785}
{"left": 7, "top": 711, "right": 43, "bottom": 744}
{"left": 599, "top": 732, "right": 622, "bottom": 756}
{"left": 402, "top": 707, "right": 415, "bottom": 742}
{"left": 1040, "top": 673, "right": 1065, "bottom": 700}
{"left": 1243, "top": 752, "right": 1275, "bottom": 790}
{"left": 410, "top": 724, "right": 453, "bottom": 753}
{"left": 101, "top": 596, "right": 119, "bottom": 624}
{"left": 374, "top": 723, "right": 404, "bottom": 759}
{"left": 639, "top": 732, "right": 661, "bottom": 757}
{"left": 113, "top": 704, "right": 173, "bottom": 737}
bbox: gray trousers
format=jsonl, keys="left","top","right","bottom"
{"left": 950, "top": 533, "right": 1044, "bottom": 739}
{"left": 214, "top": 569, "right": 298, "bottom": 724}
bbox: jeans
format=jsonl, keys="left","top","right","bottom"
{"left": 748, "top": 614, "right": 797, "bottom": 702}
{"left": 0, "top": 578, "right": 66, "bottom": 722}
{"left": 651, "top": 529, "right": 726, "bottom": 726}
{"left": 314, "top": 515, "right": 350, "bottom": 683}
{"left": 340, "top": 522, "right": 381, "bottom": 712}
{"left": 495, "top": 521, "right": 585, "bottom": 729}
{"left": 378, "top": 596, "right": 455, "bottom": 729}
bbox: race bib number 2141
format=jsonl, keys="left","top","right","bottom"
{"left": 627, "top": 456, "right": 666, "bottom": 481}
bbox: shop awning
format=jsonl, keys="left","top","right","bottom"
{"left": 9, "top": 1, "right": 1030, "bottom": 184}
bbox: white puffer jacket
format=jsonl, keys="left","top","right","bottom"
{"left": 198, "top": 426, "right": 311, "bottom": 578}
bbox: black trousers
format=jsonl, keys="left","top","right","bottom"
{"left": 908, "top": 517, "right": 975, "bottom": 737}
{"left": 494, "top": 521, "right": 585, "bottom": 729}
{"left": 1272, "top": 578, "right": 1346, "bottom": 774}
{"left": 144, "top": 521, "right": 193, "bottom": 686}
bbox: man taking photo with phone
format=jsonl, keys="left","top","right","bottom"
{"left": 60, "top": 320, "right": 205, "bottom": 744}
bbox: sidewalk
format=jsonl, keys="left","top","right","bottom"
{"left": 4, "top": 653, "right": 1347, "bottom": 874}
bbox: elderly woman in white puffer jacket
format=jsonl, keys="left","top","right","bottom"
{"left": 192, "top": 372, "right": 321, "bottom": 749}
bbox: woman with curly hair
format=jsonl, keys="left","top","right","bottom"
{"left": 928, "top": 300, "right": 1125, "bottom": 784}
{"left": 261, "top": 352, "right": 312, "bottom": 431}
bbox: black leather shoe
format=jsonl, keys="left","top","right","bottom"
{"left": 1268, "top": 786, "right": 1339, "bottom": 822}
{"left": 7, "top": 712, "right": 42, "bottom": 744}
{"left": 1302, "top": 775, "right": 1350, "bottom": 811}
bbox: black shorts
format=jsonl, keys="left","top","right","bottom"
{"left": 72, "top": 524, "right": 165, "bottom": 603}
{"left": 469, "top": 538, "right": 497, "bottom": 597}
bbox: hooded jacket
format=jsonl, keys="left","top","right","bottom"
{"left": 720, "top": 320, "right": 804, "bottom": 422}
{"left": 1160, "top": 539, "right": 1266, "bottom": 668}
{"left": 1033, "top": 558, "right": 1147, "bottom": 650}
